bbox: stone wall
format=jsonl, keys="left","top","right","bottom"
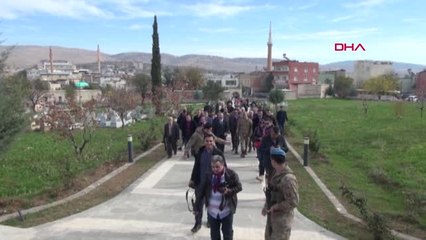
{"left": 297, "top": 84, "right": 321, "bottom": 98}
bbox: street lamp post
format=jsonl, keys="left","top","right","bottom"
{"left": 128, "top": 134, "right": 133, "bottom": 163}
{"left": 303, "top": 137, "right": 309, "bottom": 166}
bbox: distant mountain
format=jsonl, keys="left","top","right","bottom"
{"left": 1, "top": 45, "right": 266, "bottom": 72}
{"left": 112, "top": 52, "right": 268, "bottom": 72}
{"left": 2, "top": 45, "right": 425, "bottom": 74}
{"left": 1, "top": 45, "right": 115, "bottom": 69}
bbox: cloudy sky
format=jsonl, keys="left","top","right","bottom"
{"left": 0, "top": 0, "right": 425, "bottom": 65}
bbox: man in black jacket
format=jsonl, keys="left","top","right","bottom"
{"left": 259, "top": 126, "right": 289, "bottom": 182}
{"left": 163, "top": 117, "right": 180, "bottom": 158}
{"left": 188, "top": 134, "right": 226, "bottom": 233}
{"left": 176, "top": 108, "right": 187, "bottom": 150}
{"left": 195, "top": 155, "right": 242, "bottom": 240}
{"left": 276, "top": 105, "right": 288, "bottom": 135}
{"left": 228, "top": 108, "right": 240, "bottom": 154}
{"left": 212, "top": 112, "right": 228, "bottom": 152}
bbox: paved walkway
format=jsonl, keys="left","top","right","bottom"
{"left": 0, "top": 146, "right": 345, "bottom": 240}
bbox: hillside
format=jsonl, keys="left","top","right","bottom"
{"left": 1, "top": 45, "right": 266, "bottom": 72}
{"left": 1, "top": 45, "right": 115, "bottom": 69}
{"left": 2, "top": 45, "right": 425, "bottom": 74}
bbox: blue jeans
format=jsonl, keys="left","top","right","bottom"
{"left": 208, "top": 213, "right": 234, "bottom": 240}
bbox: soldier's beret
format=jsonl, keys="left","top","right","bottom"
{"left": 270, "top": 147, "right": 286, "bottom": 157}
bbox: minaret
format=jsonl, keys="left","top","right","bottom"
{"left": 266, "top": 22, "right": 273, "bottom": 71}
{"left": 97, "top": 44, "right": 101, "bottom": 74}
{"left": 49, "top": 46, "right": 53, "bottom": 73}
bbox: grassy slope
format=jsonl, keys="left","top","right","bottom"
{"left": 287, "top": 99, "right": 425, "bottom": 234}
{"left": 286, "top": 152, "right": 373, "bottom": 239}
{"left": 0, "top": 118, "right": 164, "bottom": 205}
{"left": 4, "top": 147, "right": 166, "bottom": 227}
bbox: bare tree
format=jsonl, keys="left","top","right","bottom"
{"left": 42, "top": 95, "right": 97, "bottom": 156}
{"left": 362, "top": 98, "right": 369, "bottom": 117}
{"left": 27, "top": 79, "right": 50, "bottom": 111}
{"left": 416, "top": 88, "right": 425, "bottom": 118}
{"left": 163, "top": 86, "right": 182, "bottom": 114}
{"left": 108, "top": 88, "right": 140, "bottom": 127}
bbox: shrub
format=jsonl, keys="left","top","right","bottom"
{"left": 340, "top": 184, "right": 394, "bottom": 240}
{"left": 304, "top": 129, "right": 321, "bottom": 154}
{"left": 138, "top": 119, "right": 159, "bottom": 151}
{"left": 403, "top": 191, "right": 425, "bottom": 223}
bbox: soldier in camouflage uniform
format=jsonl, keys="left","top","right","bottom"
{"left": 236, "top": 110, "right": 252, "bottom": 158}
{"left": 262, "top": 147, "right": 299, "bottom": 240}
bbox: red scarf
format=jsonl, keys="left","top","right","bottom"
{"left": 212, "top": 169, "right": 225, "bottom": 193}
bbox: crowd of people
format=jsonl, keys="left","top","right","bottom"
{"left": 162, "top": 98, "right": 299, "bottom": 240}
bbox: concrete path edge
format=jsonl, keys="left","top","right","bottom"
{"left": 0, "top": 143, "right": 163, "bottom": 223}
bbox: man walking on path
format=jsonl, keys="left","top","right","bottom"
{"left": 276, "top": 105, "right": 288, "bottom": 135}
{"left": 237, "top": 110, "right": 252, "bottom": 158}
{"left": 163, "top": 117, "right": 180, "bottom": 158}
{"left": 185, "top": 122, "right": 226, "bottom": 158}
{"left": 212, "top": 112, "right": 228, "bottom": 153}
{"left": 194, "top": 155, "right": 242, "bottom": 240}
{"left": 260, "top": 126, "right": 289, "bottom": 183}
{"left": 229, "top": 108, "right": 240, "bottom": 154}
{"left": 188, "top": 134, "right": 226, "bottom": 233}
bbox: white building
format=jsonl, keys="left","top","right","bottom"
{"left": 204, "top": 73, "right": 239, "bottom": 88}
{"left": 100, "top": 76, "right": 127, "bottom": 89}
{"left": 39, "top": 60, "right": 76, "bottom": 74}
{"left": 27, "top": 60, "right": 81, "bottom": 89}
{"left": 351, "top": 60, "right": 393, "bottom": 87}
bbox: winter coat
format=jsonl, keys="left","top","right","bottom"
{"left": 195, "top": 168, "right": 242, "bottom": 214}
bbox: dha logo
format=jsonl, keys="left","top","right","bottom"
{"left": 334, "top": 43, "right": 366, "bottom": 51}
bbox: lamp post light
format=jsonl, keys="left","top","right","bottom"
{"left": 128, "top": 134, "right": 133, "bottom": 163}
{"left": 303, "top": 137, "right": 309, "bottom": 166}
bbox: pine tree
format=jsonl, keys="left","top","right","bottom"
{"left": 151, "top": 15, "right": 161, "bottom": 90}
{"left": 151, "top": 15, "right": 162, "bottom": 114}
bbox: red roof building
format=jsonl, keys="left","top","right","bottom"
{"left": 272, "top": 58, "right": 319, "bottom": 91}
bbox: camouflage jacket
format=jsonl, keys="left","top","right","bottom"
{"left": 236, "top": 117, "right": 252, "bottom": 137}
{"left": 265, "top": 165, "right": 299, "bottom": 214}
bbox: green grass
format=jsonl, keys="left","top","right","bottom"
{"left": 0, "top": 117, "right": 164, "bottom": 204}
{"left": 287, "top": 98, "right": 425, "bottom": 235}
{"left": 3, "top": 147, "right": 166, "bottom": 228}
{"left": 286, "top": 152, "right": 373, "bottom": 239}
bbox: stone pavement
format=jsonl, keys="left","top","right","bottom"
{"left": 0, "top": 146, "right": 345, "bottom": 240}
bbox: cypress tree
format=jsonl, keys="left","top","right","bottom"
{"left": 151, "top": 15, "right": 161, "bottom": 91}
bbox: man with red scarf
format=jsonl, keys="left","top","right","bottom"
{"left": 188, "top": 134, "right": 226, "bottom": 233}
{"left": 194, "top": 155, "right": 242, "bottom": 240}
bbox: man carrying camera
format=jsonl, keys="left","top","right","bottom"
{"left": 188, "top": 134, "right": 226, "bottom": 233}
{"left": 194, "top": 155, "right": 242, "bottom": 240}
